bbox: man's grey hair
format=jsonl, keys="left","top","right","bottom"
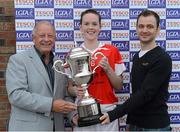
{"left": 32, "top": 21, "right": 56, "bottom": 36}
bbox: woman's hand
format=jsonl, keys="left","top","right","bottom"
{"left": 99, "top": 57, "right": 110, "bottom": 73}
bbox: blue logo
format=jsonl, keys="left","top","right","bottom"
{"left": 55, "top": 52, "right": 67, "bottom": 61}
{"left": 124, "top": 62, "right": 129, "bottom": 72}
{"left": 167, "top": 51, "right": 180, "bottom": 61}
{"left": 73, "top": 0, "right": 92, "bottom": 8}
{"left": 166, "top": 9, "right": 180, "bottom": 19}
{"left": 156, "top": 40, "right": 166, "bottom": 49}
{"left": 170, "top": 72, "right": 180, "bottom": 82}
{"left": 168, "top": 93, "right": 180, "bottom": 103}
{"left": 54, "top": 9, "right": 73, "bottom": 19}
{"left": 111, "top": 0, "right": 129, "bottom": 8}
{"left": 96, "top": 9, "right": 111, "bottom": 19}
{"left": 16, "top": 8, "right": 34, "bottom": 19}
{"left": 112, "top": 20, "right": 129, "bottom": 30}
{"left": 160, "top": 19, "right": 166, "bottom": 30}
{"left": 56, "top": 31, "right": 74, "bottom": 41}
{"left": 16, "top": 31, "right": 32, "bottom": 41}
{"left": 112, "top": 41, "right": 129, "bottom": 51}
{"left": 130, "top": 30, "right": 138, "bottom": 40}
{"left": 98, "top": 30, "right": 111, "bottom": 41}
{"left": 35, "top": 0, "right": 54, "bottom": 8}
{"left": 74, "top": 20, "right": 80, "bottom": 30}
{"left": 148, "top": 0, "right": 166, "bottom": 8}
{"left": 170, "top": 114, "right": 180, "bottom": 124}
{"left": 130, "top": 51, "right": 137, "bottom": 61}
{"left": 117, "top": 83, "right": 130, "bottom": 93}
{"left": 166, "top": 30, "right": 180, "bottom": 40}
{"left": 130, "top": 9, "right": 144, "bottom": 19}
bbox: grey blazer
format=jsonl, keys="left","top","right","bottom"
{"left": 6, "top": 47, "right": 73, "bottom": 131}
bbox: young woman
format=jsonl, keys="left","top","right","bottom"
{"left": 69, "top": 9, "right": 126, "bottom": 131}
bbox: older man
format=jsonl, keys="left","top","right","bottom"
{"left": 6, "top": 21, "right": 77, "bottom": 131}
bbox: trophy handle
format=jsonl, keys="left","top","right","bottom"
{"left": 53, "top": 60, "right": 72, "bottom": 78}
{"left": 92, "top": 52, "right": 106, "bottom": 73}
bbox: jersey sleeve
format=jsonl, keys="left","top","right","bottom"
{"left": 113, "top": 46, "right": 126, "bottom": 75}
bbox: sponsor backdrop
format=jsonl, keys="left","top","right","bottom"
{"left": 14, "top": 0, "right": 180, "bottom": 131}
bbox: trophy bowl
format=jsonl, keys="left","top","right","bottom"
{"left": 53, "top": 47, "right": 102, "bottom": 127}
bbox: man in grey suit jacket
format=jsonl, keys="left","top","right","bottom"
{"left": 6, "top": 21, "right": 77, "bottom": 131}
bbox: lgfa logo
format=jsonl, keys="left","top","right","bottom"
{"left": 167, "top": 9, "right": 180, "bottom": 19}
{"left": 170, "top": 114, "right": 180, "bottom": 123}
{"left": 170, "top": 72, "right": 180, "bottom": 81}
{"left": 112, "top": 41, "right": 129, "bottom": 51}
{"left": 112, "top": 20, "right": 129, "bottom": 30}
{"left": 56, "top": 31, "right": 74, "bottom": 41}
{"left": 111, "top": 0, "right": 129, "bottom": 8}
{"left": 98, "top": 30, "right": 111, "bottom": 41}
{"left": 130, "top": 30, "right": 138, "bottom": 40}
{"left": 166, "top": 30, "right": 180, "bottom": 40}
{"left": 16, "top": 31, "right": 32, "bottom": 41}
{"left": 16, "top": 8, "right": 34, "bottom": 19}
{"left": 148, "top": 0, "right": 166, "bottom": 8}
{"left": 96, "top": 9, "right": 111, "bottom": 19}
{"left": 168, "top": 93, "right": 180, "bottom": 103}
{"left": 124, "top": 62, "right": 129, "bottom": 72}
{"left": 160, "top": 19, "right": 166, "bottom": 29}
{"left": 156, "top": 41, "right": 166, "bottom": 49}
{"left": 167, "top": 51, "right": 180, "bottom": 61}
{"left": 129, "top": 9, "right": 143, "bottom": 19}
{"left": 34, "top": 0, "right": 54, "bottom": 8}
{"left": 73, "top": 0, "right": 92, "bottom": 8}
{"left": 54, "top": 9, "right": 73, "bottom": 19}
{"left": 74, "top": 20, "right": 80, "bottom": 30}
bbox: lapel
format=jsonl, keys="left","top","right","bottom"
{"left": 53, "top": 56, "right": 60, "bottom": 95}
{"left": 28, "top": 47, "right": 53, "bottom": 93}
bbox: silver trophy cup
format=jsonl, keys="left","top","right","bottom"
{"left": 53, "top": 47, "right": 103, "bottom": 127}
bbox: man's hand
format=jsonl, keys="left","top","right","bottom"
{"left": 100, "top": 113, "right": 110, "bottom": 124}
{"left": 52, "top": 99, "right": 77, "bottom": 113}
{"left": 76, "top": 86, "right": 84, "bottom": 98}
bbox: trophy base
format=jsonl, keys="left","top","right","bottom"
{"left": 78, "top": 114, "right": 103, "bottom": 127}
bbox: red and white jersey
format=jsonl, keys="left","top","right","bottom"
{"left": 81, "top": 42, "right": 126, "bottom": 104}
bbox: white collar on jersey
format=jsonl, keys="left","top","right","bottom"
{"left": 77, "top": 42, "right": 109, "bottom": 54}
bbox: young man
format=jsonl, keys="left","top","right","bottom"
{"left": 100, "top": 9, "right": 172, "bottom": 131}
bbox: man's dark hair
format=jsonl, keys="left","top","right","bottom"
{"left": 80, "top": 9, "right": 101, "bottom": 25}
{"left": 136, "top": 9, "right": 160, "bottom": 28}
